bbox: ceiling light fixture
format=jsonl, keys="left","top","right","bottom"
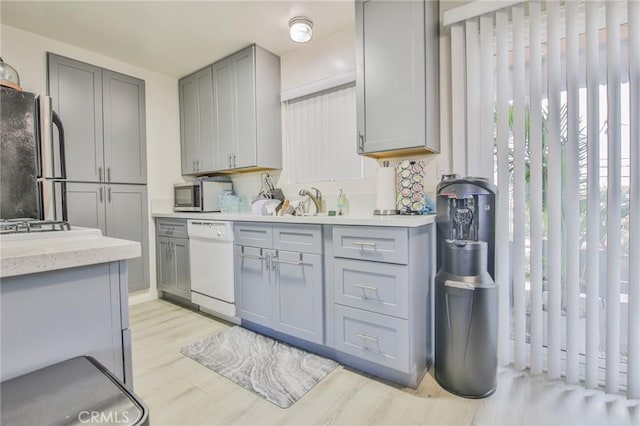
{"left": 289, "top": 17, "right": 313, "bottom": 43}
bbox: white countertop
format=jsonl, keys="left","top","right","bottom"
{"left": 152, "top": 211, "right": 435, "bottom": 227}
{"left": 0, "top": 228, "right": 141, "bottom": 278}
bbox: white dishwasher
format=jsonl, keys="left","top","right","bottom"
{"left": 187, "top": 220, "right": 238, "bottom": 323}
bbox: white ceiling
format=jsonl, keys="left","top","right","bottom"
{"left": 1, "top": 0, "right": 355, "bottom": 78}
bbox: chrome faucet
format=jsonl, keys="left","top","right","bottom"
{"left": 299, "top": 187, "right": 323, "bottom": 213}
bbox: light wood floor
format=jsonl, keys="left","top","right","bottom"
{"left": 130, "top": 299, "right": 639, "bottom": 426}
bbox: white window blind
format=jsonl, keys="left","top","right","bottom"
{"left": 447, "top": 0, "right": 639, "bottom": 398}
{"left": 284, "top": 84, "right": 375, "bottom": 184}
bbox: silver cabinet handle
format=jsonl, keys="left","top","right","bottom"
{"left": 233, "top": 154, "right": 236, "bottom": 168}
{"left": 192, "top": 161, "right": 196, "bottom": 172}
{"left": 107, "top": 167, "right": 111, "bottom": 182}
{"left": 357, "top": 132, "right": 365, "bottom": 153}
{"left": 239, "top": 246, "right": 264, "bottom": 260}
{"left": 196, "top": 160, "right": 199, "bottom": 172}
{"left": 353, "top": 241, "right": 377, "bottom": 249}
{"left": 99, "top": 186, "right": 103, "bottom": 203}
{"left": 356, "top": 333, "right": 379, "bottom": 343}
{"left": 108, "top": 187, "right": 112, "bottom": 203}
{"left": 239, "top": 253, "right": 265, "bottom": 260}
{"left": 272, "top": 252, "right": 303, "bottom": 266}
{"left": 228, "top": 155, "right": 232, "bottom": 169}
{"left": 98, "top": 166, "right": 103, "bottom": 182}
{"left": 354, "top": 284, "right": 378, "bottom": 292}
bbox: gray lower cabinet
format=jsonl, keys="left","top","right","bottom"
{"left": 235, "top": 223, "right": 323, "bottom": 344}
{"left": 155, "top": 219, "right": 190, "bottom": 300}
{"left": 1, "top": 260, "right": 132, "bottom": 388}
{"left": 179, "top": 67, "right": 215, "bottom": 175}
{"left": 355, "top": 0, "right": 439, "bottom": 156}
{"left": 65, "top": 183, "right": 149, "bottom": 292}
{"left": 48, "top": 53, "right": 147, "bottom": 183}
{"left": 327, "top": 224, "right": 433, "bottom": 387}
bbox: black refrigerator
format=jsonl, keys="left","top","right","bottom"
{"left": 0, "top": 86, "right": 67, "bottom": 221}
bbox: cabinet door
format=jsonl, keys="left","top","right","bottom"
{"left": 236, "top": 245, "right": 271, "bottom": 325}
{"left": 233, "top": 47, "right": 257, "bottom": 169}
{"left": 105, "top": 184, "right": 149, "bottom": 292}
{"left": 174, "top": 238, "right": 191, "bottom": 298}
{"left": 273, "top": 251, "right": 323, "bottom": 344}
{"left": 47, "top": 53, "right": 104, "bottom": 182}
{"left": 157, "top": 237, "right": 176, "bottom": 292}
{"left": 65, "top": 182, "right": 106, "bottom": 234}
{"left": 179, "top": 74, "right": 200, "bottom": 175}
{"left": 103, "top": 70, "right": 147, "bottom": 184}
{"left": 356, "top": 0, "right": 426, "bottom": 154}
{"left": 212, "top": 58, "right": 235, "bottom": 170}
{"left": 179, "top": 67, "right": 215, "bottom": 175}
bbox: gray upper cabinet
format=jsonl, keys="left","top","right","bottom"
{"left": 179, "top": 67, "right": 215, "bottom": 175}
{"left": 355, "top": 0, "right": 439, "bottom": 157}
{"left": 182, "top": 44, "right": 281, "bottom": 174}
{"left": 232, "top": 47, "right": 257, "bottom": 169}
{"left": 103, "top": 70, "right": 147, "bottom": 184}
{"left": 48, "top": 53, "right": 147, "bottom": 183}
{"left": 47, "top": 54, "right": 103, "bottom": 182}
{"left": 212, "top": 58, "right": 235, "bottom": 171}
{"left": 65, "top": 182, "right": 149, "bottom": 293}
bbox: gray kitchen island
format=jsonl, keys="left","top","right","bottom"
{"left": 0, "top": 227, "right": 140, "bottom": 389}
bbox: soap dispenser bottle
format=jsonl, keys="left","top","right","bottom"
{"left": 337, "top": 189, "right": 349, "bottom": 215}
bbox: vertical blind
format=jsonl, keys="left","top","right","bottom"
{"left": 284, "top": 84, "right": 374, "bottom": 183}
{"left": 446, "top": 0, "right": 639, "bottom": 398}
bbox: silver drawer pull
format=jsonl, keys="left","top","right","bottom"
{"left": 353, "top": 241, "right": 377, "bottom": 249}
{"left": 272, "top": 252, "right": 303, "bottom": 266}
{"left": 354, "top": 284, "right": 378, "bottom": 292}
{"left": 356, "top": 333, "right": 379, "bottom": 343}
{"left": 273, "top": 259, "right": 302, "bottom": 265}
{"left": 239, "top": 246, "right": 264, "bottom": 260}
{"left": 239, "top": 253, "right": 265, "bottom": 260}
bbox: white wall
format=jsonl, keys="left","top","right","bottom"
{"left": 1, "top": 24, "right": 183, "bottom": 304}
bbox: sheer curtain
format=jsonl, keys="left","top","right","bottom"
{"left": 444, "top": 0, "right": 639, "bottom": 398}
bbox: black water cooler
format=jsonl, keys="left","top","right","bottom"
{"left": 434, "top": 176, "right": 498, "bottom": 398}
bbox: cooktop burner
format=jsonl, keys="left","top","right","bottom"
{"left": 0, "top": 219, "right": 71, "bottom": 235}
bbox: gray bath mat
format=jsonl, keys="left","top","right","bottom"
{"left": 180, "top": 326, "right": 339, "bottom": 408}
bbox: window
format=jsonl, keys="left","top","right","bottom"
{"left": 445, "top": 0, "right": 639, "bottom": 397}
{"left": 284, "top": 84, "right": 375, "bottom": 183}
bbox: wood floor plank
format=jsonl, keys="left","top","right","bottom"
{"left": 130, "top": 299, "right": 640, "bottom": 426}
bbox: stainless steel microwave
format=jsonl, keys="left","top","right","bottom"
{"left": 174, "top": 179, "right": 232, "bottom": 212}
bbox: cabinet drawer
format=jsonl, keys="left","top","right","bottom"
{"left": 332, "top": 226, "right": 408, "bottom": 264}
{"left": 235, "top": 223, "right": 273, "bottom": 249}
{"left": 156, "top": 219, "right": 188, "bottom": 239}
{"left": 334, "top": 304, "right": 410, "bottom": 372}
{"left": 334, "top": 259, "right": 409, "bottom": 319}
{"left": 274, "top": 224, "right": 322, "bottom": 254}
